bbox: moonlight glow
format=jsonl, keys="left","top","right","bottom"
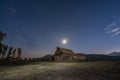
{"left": 62, "top": 39, "right": 68, "bottom": 44}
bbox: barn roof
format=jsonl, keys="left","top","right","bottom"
{"left": 57, "top": 47, "right": 75, "bottom": 55}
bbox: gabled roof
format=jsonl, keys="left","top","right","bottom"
{"left": 56, "top": 47, "right": 75, "bottom": 55}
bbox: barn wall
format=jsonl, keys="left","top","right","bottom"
{"left": 53, "top": 48, "right": 87, "bottom": 62}
{"left": 54, "top": 53, "right": 73, "bottom": 62}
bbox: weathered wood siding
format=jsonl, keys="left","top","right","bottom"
{"left": 54, "top": 53, "right": 73, "bottom": 62}
{"left": 53, "top": 47, "right": 87, "bottom": 62}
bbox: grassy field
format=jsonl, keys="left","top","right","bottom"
{"left": 0, "top": 61, "right": 120, "bottom": 80}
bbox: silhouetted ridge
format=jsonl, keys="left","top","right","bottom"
{"left": 109, "top": 52, "right": 120, "bottom": 56}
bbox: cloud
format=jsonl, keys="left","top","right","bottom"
{"left": 111, "top": 28, "right": 120, "bottom": 33}
{"left": 105, "top": 19, "right": 120, "bottom": 37}
{"left": 111, "top": 31, "right": 120, "bottom": 37}
{"left": 108, "top": 23, "right": 117, "bottom": 27}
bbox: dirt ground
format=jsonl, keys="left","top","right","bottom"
{"left": 0, "top": 61, "right": 120, "bottom": 80}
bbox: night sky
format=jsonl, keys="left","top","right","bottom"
{"left": 1, "top": 0, "right": 120, "bottom": 58}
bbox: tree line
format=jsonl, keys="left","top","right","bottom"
{"left": 0, "top": 31, "right": 22, "bottom": 62}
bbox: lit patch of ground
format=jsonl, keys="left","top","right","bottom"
{"left": 0, "top": 61, "right": 120, "bottom": 80}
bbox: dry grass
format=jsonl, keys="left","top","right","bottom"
{"left": 0, "top": 61, "right": 120, "bottom": 80}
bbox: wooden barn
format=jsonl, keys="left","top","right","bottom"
{"left": 52, "top": 47, "right": 87, "bottom": 62}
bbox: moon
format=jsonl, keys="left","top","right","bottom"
{"left": 62, "top": 39, "right": 68, "bottom": 44}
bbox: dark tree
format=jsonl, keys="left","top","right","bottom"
{"left": 2, "top": 45, "right": 8, "bottom": 59}
{"left": 17, "top": 48, "right": 22, "bottom": 61}
{"left": 0, "top": 43, "right": 2, "bottom": 57}
{"left": 0, "top": 31, "right": 6, "bottom": 42}
{"left": 12, "top": 48, "right": 16, "bottom": 58}
{"left": 6, "top": 47, "right": 13, "bottom": 60}
{"left": 0, "top": 31, "right": 6, "bottom": 59}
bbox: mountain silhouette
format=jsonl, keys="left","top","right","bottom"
{"left": 76, "top": 53, "right": 120, "bottom": 61}
{"left": 109, "top": 52, "right": 120, "bottom": 56}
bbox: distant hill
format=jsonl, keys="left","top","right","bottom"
{"left": 76, "top": 53, "right": 120, "bottom": 61}
{"left": 41, "top": 54, "right": 52, "bottom": 61}
{"left": 109, "top": 52, "right": 120, "bottom": 56}
{"left": 41, "top": 53, "right": 120, "bottom": 61}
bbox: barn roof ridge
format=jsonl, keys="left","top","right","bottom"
{"left": 57, "top": 47, "right": 75, "bottom": 55}
{"left": 57, "top": 47, "right": 72, "bottom": 50}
